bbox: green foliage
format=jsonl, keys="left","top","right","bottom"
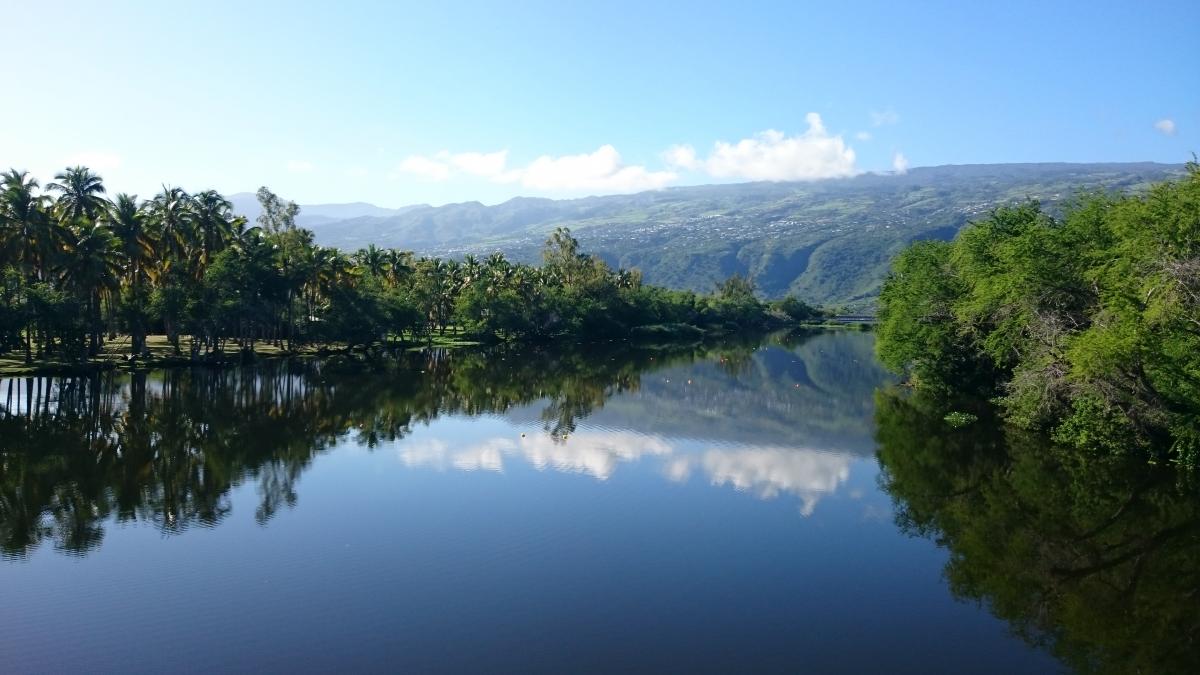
{"left": 0, "top": 268, "right": 25, "bottom": 352}
{"left": 25, "top": 281, "right": 88, "bottom": 355}
{"left": 1, "top": 170, "right": 823, "bottom": 365}
{"left": 943, "top": 411, "right": 977, "bottom": 427}
{"left": 876, "top": 166, "right": 1200, "bottom": 464}
{"left": 876, "top": 240, "right": 995, "bottom": 394}
{"left": 771, "top": 295, "right": 823, "bottom": 322}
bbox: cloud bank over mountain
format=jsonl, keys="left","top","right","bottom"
{"left": 393, "top": 112, "right": 861, "bottom": 196}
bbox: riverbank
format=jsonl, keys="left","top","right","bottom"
{"left": 0, "top": 335, "right": 322, "bottom": 376}
{"left": 0, "top": 321, "right": 867, "bottom": 376}
{"left": 0, "top": 335, "right": 494, "bottom": 376}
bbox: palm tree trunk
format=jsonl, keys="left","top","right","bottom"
{"left": 167, "top": 318, "right": 180, "bottom": 355}
{"left": 131, "top": 273, "right": 144, "bottom": 357}
{"left": 89, "top": 291, "right": 101, "bottom": 357}
{"left": 286, "top": 291, "right": 294, "bottom": 351}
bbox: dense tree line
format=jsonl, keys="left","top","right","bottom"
{"left": 0, "top": 167, "right": 823, "bottom": 364}
{"left": 876, "top": 165, "right": 1200, "bottom": 466}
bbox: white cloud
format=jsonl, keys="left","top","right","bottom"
{"left": 398, "top": 428, "right": 856, "bottom": 516}
{"left": 398, "top": 437, "right": 508, "bottom": 472}
{"left": 63, "top": 151, "right": 122, "bottom": 171}
{"left": 662, "top": 144, "right": 701, "bottom": 171}
{"left": 398, "top": 438, "right": 454, "bottom": 469}
{"left": 517, "top": 145, "right": 676, "bottom": 192}
{"left": 442, "top": 150, "right": 509, "bottom": 177}
{"left": 666, "top": 113, "right": 858, "bottom": 181}
{"left": 892, "top": 152, "right": 909, "bottom": 174}
{"left": 855, "top": 131, "right": 872, "bottom": 141}
{"left": 286, "top": 160, "right": 314, "bottom": 173}
{"left": 520, "top": 431, "right": 673, "bottom": 479}
{"left": 396, "top": 145, "right": 675, "bottom": 194}
{"left": 395, "top": 155, "right": 451, "bottom": 181}
{"left": 393, "top": 114, "right": 863, "bottom": 193}
{"left": 870, "top": 109, "right": 900, "bottom": 127}
{"left": 1155, "top": 118, "right": 1177, "bottom": 136}
{"left": 682, "top": 447, "right": 853, "bottom": 516}
{"left": 399, "top": 431, "right": 673, "bottom": 480}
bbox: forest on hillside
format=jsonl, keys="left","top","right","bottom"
{"left": 287, "top": 163, "right": 1183, "bottom": 308}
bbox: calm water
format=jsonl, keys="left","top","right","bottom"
{"left": 2, "top": 332, "right": 1196, "bottom": 673}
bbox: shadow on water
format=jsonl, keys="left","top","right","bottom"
{"left": 874, "top": 387, "right": 1200, "bottom": 674}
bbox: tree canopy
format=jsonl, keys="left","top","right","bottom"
{"left": 0, "top": 167, "right": 824, "bottom": 367}
{"left": 876, "top": 165, "right": 1200, "bottom": 466}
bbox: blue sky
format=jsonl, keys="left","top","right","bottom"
{"left": 1, "top": 0, "right": 1195, "bottom": 206}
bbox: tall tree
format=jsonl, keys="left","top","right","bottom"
{"left": 106, "top": 194, "right": 154, "bottom": 354}
{"left": 148, "top": 186, "right": 195, "bottom": 266}
{"left": 61, "top": 224, "right": 121, "bottom": 355}
{"left": 146, "top": 186, "right": 196, "bottom": 352}
{"left": 255, "top": 186, "right": 299, "bottom": 233}
{"left": 47, "top": 166, "right": 108, "bottom": 226}
{"left": 192, "top": 190, "right": 240, "bottom": 275}
{"left": 354, "top": 244, "right": 388, "bottom": 278}
{"left": 0, "top": 170, "right": 57, "bottom": 281}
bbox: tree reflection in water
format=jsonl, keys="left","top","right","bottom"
{"left": 0, "top": 335, "right": 787, "bottom": 559}
{"left": 874, "top": 388, "right": 1200, "bottom": 674}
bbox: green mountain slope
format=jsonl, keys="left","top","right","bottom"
{"left": 302, "top": 162, "right": 1184, "bottom": 309}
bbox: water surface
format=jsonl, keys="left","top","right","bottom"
{"left": 2, "top": 332, "right": 1193, "bottom": 673}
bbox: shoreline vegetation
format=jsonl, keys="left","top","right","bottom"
{"left": 876, "top": 164, "right": 1200, "bottom": 467}
{"left": 0, "top": 167, "right": 837, "bottom": 376}
{"left": 0, "top": 324, "right": 865, "bottom": 377}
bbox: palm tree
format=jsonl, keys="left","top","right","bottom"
{"left": 191, "top": 190, "right": 240, "bottom": 275}
{"left": 47, "top": 166, "right": 109, "bottom": 226}
{"left": 0, "top": 170, "right": 72, "bottom": 362}
{"left": 106, "top": 194, "right": 154, "bottom": 278}
{"left": 145, "top": 186, "right": 196, "bottom": 352}
{"left": 275, "top": 226, "right": 314, "bottom": 349}
{"left": 385, "top": 249, "right": 413, "bottom": 287}
{"left": 460, "top": 254, "right": 481, "bottom": 287}
{"left": 105, "top": 194, "right": 155, "bottom": 354}
{"left": 0, "top": 170, "right": 58, "bottom": 281}
{"left": 61, "top": 224, "right": 122, "bottom": 355}
{"left": 228, "top": 221, "right": 263, "bottom": 253}
{"left": 147, "top": 186, "right": 195, "bottom": 269}
{"left": 300, "top": 246, "right": 350, "bottom": 333}
{"left": 320, "top": 248, "right": 354, "bottom": 291}
{"left": 354, "top": 244, "right": 388, "bottom": 278}
{"left": 437, "top": 258, "right": 461, "bottom": 334}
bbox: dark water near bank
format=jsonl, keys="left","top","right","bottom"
{"left": 1, "top": 332, "right": 1196, "bottom": 673}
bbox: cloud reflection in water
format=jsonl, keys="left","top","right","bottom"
{"left": 399, "top": 428, "right": 854, "bottom": 515}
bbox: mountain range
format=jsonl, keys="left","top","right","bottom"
{"left": 231, "top": 162, "right": 1184, "bottom": 309}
